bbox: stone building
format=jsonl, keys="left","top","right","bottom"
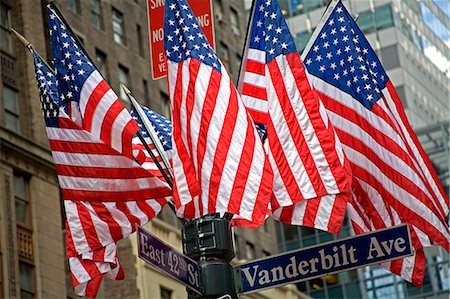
{"left": 0, "top": 0, "right": 306, "bottom": 298}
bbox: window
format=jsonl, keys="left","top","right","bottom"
{"left": 95, "top": 49, "right": 108, "bottom": 79}
{"left": 14, "top": 173, "right": 35, "bottom": 298}
{"left": 160, "top": 286, "right": 172, "bottom": 299}
{"left": 3, "top": 85, "right": 20, "bottom": 133}
{"left": 112, "top": 8, "right": 125, "bottom": 45}
{"left": 374, "top": 5, "right": 394, "bottom": 31}
{"left": 296, "top": 30, "right": 314, "bottom": 53}
{"left": 118, "top": 65, "right": 129, "bottom": 101}
{"left": 358, "top": 10, "right": 375, "bottom": 34}
{"left": 90, "top": 0, "right": 103, "bottom": 29}
{"left": 380, "top": 45, "right": 400, "bottom": 70}
{"left": 160, "top": 92, "right": 170, "bottom": 119}
{"left": 19, "top": 261, "right": 35, "bottom": 299}
{"left": 67, "top": 0, "right": 81, "bottom": 15}
{"left": 143, "top": 79, "right": 150, "bottom": 105}
{"left": 230, "top": 7, "right": 240, "bottom": 36}
{"left": 218, "top": 42, "right": 229, "bottom": 71}
{"left": 137, "top": 24, "right": 145, "bottom": 57}
{"left": 245, "top": 242, "right": 255, "bottom": 260}
{"left": 14, "top": 173, "right": 29, "bottom": 225}
{"left": 0, "top": 4, "right": 11, "bottom": 53}
{"left": 214, "top": 0, "right": 224, "bottom": 23}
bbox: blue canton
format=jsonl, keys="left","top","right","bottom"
{"left": 48, "top": 8, "right": 95, "bottom": 107}
{"left": 131, "top": 105, "right": 173, "bottom": 151}
{"left": 304, "top": 2, "right": 388, "bottom": 110}
{"left": 249, "top": 0, "right": 297, "bottom": 63}
{"left": 31, "top": 48, "right": 62, "bottom": 127}
{"left": 164, "top": 0, "right": 221, "bottom": 72}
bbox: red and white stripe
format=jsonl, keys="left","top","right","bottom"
{"left": 239, "top": 48, "right": 352, "bottom": 234}
{"left": 46, "top": 112, "right": 170, "bottom": 297}
{"left": 78, "top": 70, "right": 139, "bottom": 159}
{"left": 308, "top": 77, "right": 450, "bottom": 252}
{"left": 168, "top": 58, "right": 273, "bottom": 225}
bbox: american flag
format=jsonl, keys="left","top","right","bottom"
{"left": 131, "top": 104, "right": 174, "bottom": 178}
{"left": 42, "top": 9, "right": 172, "bottom": 297}
{"left": 164, "top": 0, "right": 273, "bottom": 224}
{"left": 302, "top": 0, "right": 449, "bottom": 285}
{"left": 239, "top": 0, "right": 352, "bottom": 234}
{"left": 48, "top": 7, "right": 138, "bottom": 159}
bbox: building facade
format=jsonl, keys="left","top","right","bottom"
{"left": 1, "top": 0, "right": 303, "bottom": 298}
{"left": 273, "top": 0, "right": 449, "bottom": 298}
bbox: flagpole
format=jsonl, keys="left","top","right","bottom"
{"left": 236, "top": 0, "right": 256, "bottom": 90}
{"left": 122, "top": 85, "right": 174, "bottom": 179}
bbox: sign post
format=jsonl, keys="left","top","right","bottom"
{"left": 137, "top": 226, "right": 202, "bottom": 294}
{"left": 147, "top": 0, "right": 215, "bottom": 79}
{"left": 234, "top": 225, "right": 413, "bottom": 294}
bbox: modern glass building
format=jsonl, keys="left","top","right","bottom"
{"left": 273, "top": 0, "right": 449, "bottom": 298}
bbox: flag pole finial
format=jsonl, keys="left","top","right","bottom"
{"left": 10, "top": 28, "right": 32, "bottom": 49}
{"left": 121, "top": 84, "right": 131, "bottom": 95}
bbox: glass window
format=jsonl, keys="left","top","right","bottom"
{"left": 358, "top": 10, "right": 375, "bottom": 34}
{"left": 374, "top": 5, "right": 394, "bottom": 31}
{"left": 90, "top": 0, "right": 103, "bottom": 29}
{"left": 296, "top": 30, "right": 313, "bottom": 53}
{"left": 160, "top": 92, "right": 170, "bottom": 119}
{"left": 95, "top": 49, "right": 108, "bottom": 80}
{"left": 245, "top": 242, "right": 255, "bottom": 260}
{"left": 214, "top": 0, "right": 223, "bottom": 23}
{"left": 67, "top": 0, "right": 81, "bottom": 15}
{"left": 3, "top": 85, "right": 20, "bottom": 133}
{"left": 137, "top": 24, "right": 145, "bottom": 57}
{"left": 112, "top": 8, "right": 125, "bottom": 45}
{"left": 219, "top": 42, "right": 229, "bottom": 63}
{"left": 230, "top": 7, "right": 240, "bottom": 36}
{"left": 421, "top": 2, "right": 450, "bottom": 41}
{"left": 0, "top": 4, "right": 11, "bottom": 53}
{"left": 160, "top": 287, "right": 172, "bottom": 299}
{"left": 380, "top": 45, "right": 400, "bottom": 70}
{"left": 19, "top": 262, "right": 34, "bottom": 299}
{"left": 118, "top": 65, "right": 129, "bottom": 101}
{"left": 14, "top": 173, "right": 29, "bottom": 225}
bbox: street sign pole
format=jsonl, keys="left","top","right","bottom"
{"left": 182, "top": 215, "right": 238, "bottom": 299}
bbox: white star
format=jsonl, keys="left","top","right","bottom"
{"left": 333, "top": 38, "right": 338, "bottom": 45}
{"left": 342, "top": 35, "right": 349, "bottom": 42}
{"left": 334, "top": 73, "right": 340, "bottom": 80}
{"left": 182, "top": 4, "right": 188, "bottom": 10}
{"left": 367, "top": 94, "right": 373, "bottom": 101}
{"left": 344, "top": 45, "right": 351, "bottom": 52}
{"left": 75, "top": 51, "right": 81, "bottom": 57}
{"left": 194, "top": 44, "right": 200, "bottom": 50}
{"left": 172, "top": 45, "right": 179, "bottom": 51}
{"left": 183, "top": 26, "right": 189, "bottom": 32}
{"left": 267, "top": 24, "right": 273, "bottom": 31}
{"left": 343, "top": 69, "right": 348, "bottom": 76}
{"left": 371, "top": 61, "right": 377, "bottom": 68}
{"left": 66, "top": 91, "right": 73, "bottom": 98}
{"left": 192, "top": 23, "right": 199, "bottom": 29}
{"left": 336, "top": 6, "right": 343, "bottom": 13}
{"left": 270, "top": 12, "right": 276, "bottom": 19}
{"left": 347, "top": 80, "right": 351, "bottom": 87}
{"left": 356, "top": 86, "right": 361, "bottom": 93}
{"left": 357, "top": 56, "right": 364, "bottom": 62}
{"left": 362, "top": 48, "right": 369, "bottom": 55}
{"left": 64, "top": 52, "right": 71, "bottom": 59}
{"left": 272, "top": 37, "right": 278, "bottom": 43}
{"left": 281, "top": 42, "right": 288, "bottom": 49}
{"left": 174, "top": 28, "right": 180, "bottom": 35}
{"left": 316, "top": 55, "right": 322, "bottom": 62}
{"left": 326, "top": 52, "right": 333, "bottom": 59}
{"left": 321, "top": 32, "right": 327, "bottom": 39}
{"left": 330, "top": 62, "right": 337, "bottom": 69}
{"left": 187, "top": 13, "right": 193, "bottom": 19}
{"left": 188, "top": 35, "right": 195, "bottom": 41}
{"left": 257, "top": 20, "right": 263, "bottom": 27}
{"left": 67, "top": 63, "right": 73, "bottom": 70}
{"left": 78, "top": 69, "right": 85, "bottom": 76}
{"left": 275, "top": 27, "right": 282, "bottom": 34}
{"left": 269, "top": 48, "right": 275, "bottom": 55}
{"left": 338, "top": 16, "right": 345, "bottom": 22}
{"left": 360, "top": 65, "right": 367, "bottom": 71}
{"left": 313, "top": 45, "right": 319, "bottom": 52}
{"left": 328, "top": 19, "right": 335, "bottom": 26}
{"left": 254, "top": 36, "right": 260, "bottom": 43}
{"left": 306, "top": 58, "right": 312, "bottom": 65}
{"left": 336, "top": 49, "right": 342, "bottom": 55}
{"left": 61, "top": 32, "right": 68, "bottom": 38}
{"left": 167, "top": 35, "right": 173, "bottom": 41}
{"left": 362, "top": 74, "right": 369, "bottom": 80}
{"left": 319, "top": 65, "right": 326, "bottom": 72}
{"left": 199, "top": 54, "right": 205, "bottom": 60}
{"left": 63, "top": 42, "right": 69, "bottom": 48}
{"left": 340, "top": 60, "right": 345, "bottom": 67}
{"left": 331, "top": 28, "right": 337, "bottom": 35}
{"left": 353, "top": 36, "right": 359, "bottom": 43}
{"left": 178, "top": 18, "right": 184, "bottom": 25}
{"left": 323, "top": 41, "right": 330, "bottom": 49}
{"left": 350, "top": 66, "right": 355, "bottom": 73}
{"left": 169, "top": 19, "right": 175, "bottom": 26}
{"left": 353, "top": 76, "right": 358, "bottom": 82}
{"left": 259, "top": 5, "right": 264, "bottom": 11}
{"left": 76, "top": 59, "right": 82, "bottom": 65}
{"left": 347, "top": 56, "right": 353, "bottom": 62}
{"left": 365, "top": 84, "right": 371, "bottom": 90}
{"left": 169, "top": 3, "right": 176, "bottom": 10}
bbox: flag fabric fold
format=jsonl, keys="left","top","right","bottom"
{"left": 302, "top": 0, "right": 449, "bottom": 285}
{"left": 164, "top": 0, "right": 273, "bottom": 225}
{"left": 239, "top": 0, "right": 352, "bottom": 234}
{"left": 34, "top": 8, "right": 173, "bottom": 297}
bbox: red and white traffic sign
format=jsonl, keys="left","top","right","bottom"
{"left": 147, "top": 0, "right": 215, "bottom": 80}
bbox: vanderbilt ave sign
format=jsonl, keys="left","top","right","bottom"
{"left": 234, "top": 225, "right": 412, "bottom": 294}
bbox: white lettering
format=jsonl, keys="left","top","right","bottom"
{"left": 241, "top": 265, "right": 259, "bottom": 287}
{"left": 150, "top": 0, "right": 164, "bottom": 9}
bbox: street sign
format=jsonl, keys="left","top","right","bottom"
{"left": 147, "top": 0, "right": 215, "bottom": 79}
{"left": 137, "top": 226, "right": 202, "bottom": 294}
{"left": 235, "top": 225, "right": 412, "bottom": 294}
